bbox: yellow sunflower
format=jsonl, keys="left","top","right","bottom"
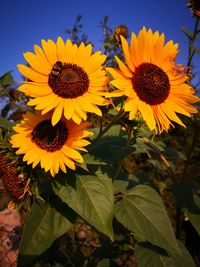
{"left": 107, "top": 27, "right": 199, "bottom": 133}
{"left": 10, "top": 112, "right": 93, "bottom": 177}
{"left": 17, "top": 37, "right": 107, "bottom": 126}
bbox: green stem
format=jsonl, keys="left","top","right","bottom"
{"left": 113, "top": 127, "right": 132, "bottom": 180}
{"left": 187, "top": 17, "right": 199, "bottom": 77}
{"left": 88, "top": 109, "right": 125, "bottom": 152}
{"left": 175, "top": 206, "right": 182, "bottom": 239}
{"left": 98, "top": 116, "right": 103, "bottom": 135}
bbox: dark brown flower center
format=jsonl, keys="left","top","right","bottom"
{"left": 132, "top": 63, "right": 170, "bottom": 105}
{"left": 32, "top": 119, "right": 68, "bottom": 152}
{"left": 48, "top": 61, "right": 89, "bottom": 98}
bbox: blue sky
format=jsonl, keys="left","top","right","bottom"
{"left": 0, "top": 0, "right": 199, "bottom": 83}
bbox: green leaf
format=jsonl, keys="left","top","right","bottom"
{"left": 113, "top": 180, "right": 129, "bottom": 194}
{"left": 172, "top": 181, "right": 200, "bottom": 236}
{"left": 114, "top": 185, "right": 180, "bottom": 256}
{"left": 135, "top": 241, "right": 195, "bottom": 267}
{"left": 0, "top": 71, "right": 14, "bottom": 87}
{"left": 133, "top": 137, "right": 153, "bottom": 154}
{"left": 90, "top": 124, "right": 121, "bottom": 139}
{"left": 56, "top": 173, "right": 114, "bottom": 240}
{"left": 0, "top": 116, "right": 14, "bottom": 130}
{"left": 97, "top": 259, "right": 110, "bottom": 267}
{"left": 90, "top": 135, "right": 133, "bottom": 164}
{"left": 18, "top": 198, "right": 72, "bottom": 267}
{"left": 83, "top": 153, "right": 108, "bottom": 165}
{"left": 189, "top": 44, "right": 200, "bottom": 55}
{"left": 182, "top": 27, "right": 193, "bottom": 39}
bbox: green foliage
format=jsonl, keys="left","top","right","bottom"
{"left": 0, "top": 116, "right": 14, "bottom": 130}
{"left": 115, "top": 185, "right": 180, "bottom": 256}
{"left": 135, "top": 241, "right": 196, "bottom": 267}
{"left": 53, "top": 173, "right": 114, "bottom": 240}
{"left": 0, "top": 71, "right": 14, "bottom": 88}
{"left": 18, "top": 198, "right": 72, "bottom": 266}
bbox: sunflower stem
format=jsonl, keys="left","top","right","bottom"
{"left": 175, "top": 206, "right": 182, "bottom": 239}
{"left": 113, "top": 126, "right": 132, "bottom": 180}
{"left": 88, "top": 109, "right": 125, "bottom": 151}
{"left": 186, "top": 16, "right": 199, "bottom": 78}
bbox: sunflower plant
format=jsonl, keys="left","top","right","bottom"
{"left": 0, "top": 9, "right": 200, "bottom": 267}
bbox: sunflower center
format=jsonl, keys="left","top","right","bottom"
{"left": 132, "top": 63, "right": 170, "bottom": 105}
{"left": 48, "top": 61, "right": 89, "bottom": 98}
{"left": 32, "top": 119, "right": 68, "bottom": 152}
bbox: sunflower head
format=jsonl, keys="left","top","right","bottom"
{"left": 107, "top": 27, "right": 199, "bottom": 134}
{"left": 10, "top": 111, "right": 93, "bottom": 177}
{"left": 17, "top": 38, "right": 108, "bottom": 126}
{"left": 114, "top": 25, "right": 129, "bottom": 45}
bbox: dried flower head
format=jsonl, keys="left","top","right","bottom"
{"left": 114, "top": 25, "right": 129, "bottom": 45}
{"left": 187, "top": 0, "right": 200, "bottom": 17}
{"left": 0, "top": 154, "right": 29, "bottom": 202}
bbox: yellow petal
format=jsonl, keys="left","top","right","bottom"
{"left": 121, "top": 35, "right": 135, "bottom": 71}
{"left": 61, "top": 146, "right": 83, "bottom": 162}
{"left": 23, "top": 52, "right": 51, "bottom": 75}
{"left": 34, "top": 44, "right": 52, "bottom": 68}
{"left": 63, "top": 39, "right": 73, "bottom": 62}
{"left": 138, "top": 101, "right": 156, "bottom": 131}
{"left": 64, "top": 99, "right": 74, "bottom": 120}
{"left": 115, "top": 56, "right": 133, "bottom": 78}
{"left": 43, "top": 153, "right": 53, "bottom": 172}
{"left": 41, "top": 39, "right": 57, "bottom": 65}
{"left": 56, "top": 37, "right": 66, "bottom": 62}
{"left": 17, "top": 64, "right": 48, "bottom": 83}
{"left": 28, "top": 93, "right": 59, "bottom": 109}
{"left": 85, "top": 51, "right": 106, "bottom": 72}
{"left": 161, "top": 102, "right": 185, "bottom": 127}
{"left": 52, "top": 153, "right": 60, "bottom": 174}
{"left": 51, "top": 100, "right": 64, "bottom": 126}
{"left": 19, "top": 83, "right": 52, "bottom": 97}
{"left": 72, "top": 111, "right": 82, "bottom": 124}
{"left": 60, "top": 152, "right": 76, "bottom": 170}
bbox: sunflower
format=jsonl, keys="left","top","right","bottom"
{"left": 10, "top": 112, "right": 93, "bottom": 177}
{"left": 17, "top": 38, "right": 107, "bottom": 126}
{"left": 107, "top": 27, "right": 199, "bottom": 133}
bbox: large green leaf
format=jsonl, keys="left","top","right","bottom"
{"left": 55, "top": 173, "right": 114, "bottom": 240}
{"left": 135, "top": 241, "right": 195, "bottom": 267}
{"left": 114, "top": 185, "right": 180, "bottom": 256}
{"left": 18, "top": 198, "right": 72, "bottom": 267}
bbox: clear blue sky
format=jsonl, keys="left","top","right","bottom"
{"left": 0, "top": 0, "right": 199, "bottom": 83}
